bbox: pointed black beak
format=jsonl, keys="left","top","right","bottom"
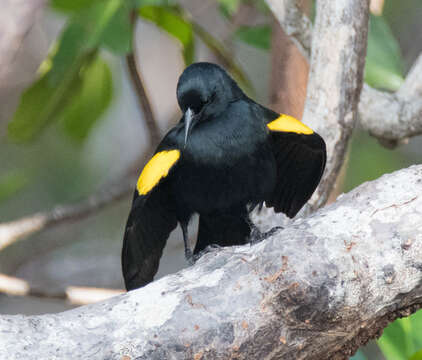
{"left": 184, "top": 108, "right": 194, "bottom": 146}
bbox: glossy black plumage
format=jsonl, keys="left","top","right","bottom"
{"left": 122, "top": 62, "right": 326, "bottom": 290}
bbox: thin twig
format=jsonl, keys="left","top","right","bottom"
{"left": 0, "top": 176, "right": 136, "bottom": 252}
{"left": 125, "top": 9, "right": 161, "bottom": 148}
{"left": 0, "top": 273, "right": 124, "bottom": 305}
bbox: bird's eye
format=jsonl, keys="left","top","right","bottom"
{"left": 190, "top": 97, "right": 210, "bottom": 114}
{"left": 180, "top": 89, "right": 215, "bottom": 115}
{"left": 195, "top": 93, "right": 214, "bottom": 112}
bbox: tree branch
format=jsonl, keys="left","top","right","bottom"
{"left": 267, "top": 0, "right": 422, "bottom": 150}
{"left": 301, "top": 0, "right": 369, "bottom": 208}
{"left": 0, "top": 273, "right": 124, "bottom": 305}
{"left": 359, "top": 54, "right": 422, "bottom": 147}
{"left": 0, "top": 176, "right": 135, "bottom": 252}
{"left": 126, "top": 52, "right": 161, "bottom": 148}
{"left": 126, "top": 9, "right": 161, "bottom": 153}
{"left": 1, "top": 165, "right": 421, "bottom": 359}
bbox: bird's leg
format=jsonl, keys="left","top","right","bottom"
{"left": 246, "top": 216, "right": 283, "bottom": 245}
{"left": 181, "top": 221, "right": 194, "bottom": 265}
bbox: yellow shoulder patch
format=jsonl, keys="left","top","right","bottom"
{"left": 137, "top": 150, "right": 181, "bottom": 195}
{"left": 267, "top": 114, "right": 314, "bottom": 135}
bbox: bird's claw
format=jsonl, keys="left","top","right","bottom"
{"left": 249, "top": 226, "right": 283, "bottom": 245}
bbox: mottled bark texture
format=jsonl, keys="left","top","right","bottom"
{"left": 1, "top": 165, "right": 422, "bottom": 360}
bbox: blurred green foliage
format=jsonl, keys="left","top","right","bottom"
{"left": 344, "top": 132, "right": 413, "bottom": 192}
{"left": 217, "top": 0, "right": 240, "bottom": 17}
{"left": 378, "top": 311, "right": 422, "bottom": 360}
{"left": 235, "top": 25, "right": 271, "bottom": 50}
{"left": 7, "top": 0, "right": 254, "bottom": 144}
{"left": 8, "top": 0, "right": 131, "bottom": 143}
{"left": 365, "top": 14, "right": 405, "bottom": 91}
{"left": 61, "top": 58, "right": 113, "bottom": 141}
{"left": 139, "top": 5, "right": 194, "bottom": 65}
{"left": 0, "top": 171, "right": 28, "bottom": 203}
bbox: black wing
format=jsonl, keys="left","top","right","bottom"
{"left": 122, "top": 147, "right": 181, "bottom": 291}
{"left": 122, "top": 188, "right": 177, "bottom": 290}
{"left": 266, "top": 125, "right": 326, "bottom": 218}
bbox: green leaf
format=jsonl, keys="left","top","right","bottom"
{"left": 377, "top": 311, "right": 422, "bottom": 360}
{"left": 136, "top": 0, "right": 174, "bottom": 5}
{"left": 0, "top": 171, "right": 28, "bottom": 203}
{"left": 235, "top": 25, "right": 271, "bottom": 50}
{"left": 138, "top": 5, "right": 194, "bottom": 65}
{"left": 365, "top": 14, "right": 404, "bottom": 91}
{"left": 61, "top": 58, "right": 113, "bottom": 141}
{"left": 74, "top": 0, "right": 126, "bottom": 50}
{"left": 98, "top": 3, "right": 132, "bottom": 54}
{"left": 378, "top": 318, "right": 412, "bottom": 360}
{"left": 410, "top": 349, "right": 422, "bottom": 360}
{"left": 217, "top": 0, "right": 240, "bottom": 16}
{"left": 8, "top": 0, "right": 124, "bottom": 142}
{"left": 49, "top": 0, "right": 100, "bottom": 13}
{"left": 47, "top": 21, "right": 88, "bottom": 86}
{"left": 8, "top": 62, "right": 83, "bottom": 143}
{"left": 409, "top": 310, "right": 422, "bottom": 350}
{"left": 52, "top": 0, "right": 132, "bottom": 53}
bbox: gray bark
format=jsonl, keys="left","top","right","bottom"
{"left": 1, "top": 165, "right": 422, "bottom": 359}
{"left": 359, "top": 54, "right": 422, "bottom": 147}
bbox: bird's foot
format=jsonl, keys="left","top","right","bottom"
{"left": 192, "top": 244, "right": 222, "bottom": 262}
{"left": 249, "top": 226, "right": 283, "bottom": 245}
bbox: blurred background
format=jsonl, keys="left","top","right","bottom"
{"left": 0, "top": 0, "right": 421, "bottom": 359}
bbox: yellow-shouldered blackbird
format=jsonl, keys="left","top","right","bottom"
{"left": 122, "top": 62, "right": 326, "bottom": 290}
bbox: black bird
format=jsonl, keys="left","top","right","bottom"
{"left": 122, "top": 62, "right": 326, "bottom": 291}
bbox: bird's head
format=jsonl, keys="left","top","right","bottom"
{"left": 176, "top": 62, "right": 244, "bottom": 145}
